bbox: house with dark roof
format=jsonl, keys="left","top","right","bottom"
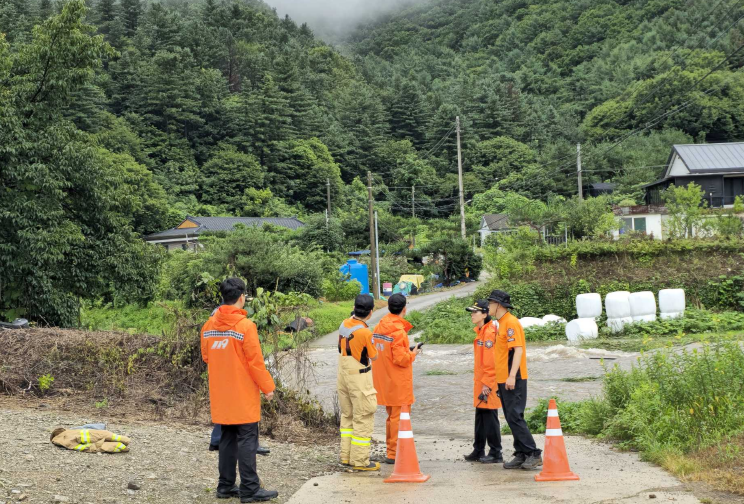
{"left": 145, "top": 216, "right": 305, "bottom": 251}
{"left": 645, "top": 142, "right": 744, "bottom": 208}
{"left": 479, "top": 214, "right": 512, "bottom": 245}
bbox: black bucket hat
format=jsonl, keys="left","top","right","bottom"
{"left": 387, "top": 293, "right": 407, "bottom": 314}
{"left": 487, "top": 290, "right": 513, "bottom": 309}
{"left": 465, "top": 299, "right": 489, "bottom": 314}
{"left": 354, "top": 294, "right": 375, "bottom": 313}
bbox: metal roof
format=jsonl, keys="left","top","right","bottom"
{"left": 481, "top": 214, "right": 511, "bottom": 231}
{"left": 145, "top": 216, "right": 305, "bottom": 240}
{"left": 674, "top": 142, "right": 744, "bottom": 173}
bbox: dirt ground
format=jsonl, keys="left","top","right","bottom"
{"left": 0, "top": 399, "right": 338, "bottom": 504}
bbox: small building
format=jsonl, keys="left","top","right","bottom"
{"left": 479, "top": 214, "right": 513, "bottom": 246}
{"left": 145, "top": 216, "right": 305, "bottom": 251}
{"left": 612, "top": 205, "right": 667, "bottom": 240}
{"left": 644, "top": 142, "right": 744, "bottom": 208}
{"left": 588, "top": 182, "right": 616, "bottom": 198}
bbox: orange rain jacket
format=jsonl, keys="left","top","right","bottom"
{"left": 371, "top": 313, "right": 416, "bottom": 407}
{"left": 201, "top": 306, "right": 276, "bottom": 425}
{"left": 473, "top": 322, "right": 501, "bottom": 410}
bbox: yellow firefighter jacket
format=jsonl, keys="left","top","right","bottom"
{"left": 50, "top": 428, "right": 130, "bottom": 453}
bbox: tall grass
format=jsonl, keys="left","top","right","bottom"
{"left": 543, "top": 339, "right": 744, "bottom": 464}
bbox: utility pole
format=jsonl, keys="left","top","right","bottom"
{"left": 367, "top": 171, "right": 379, "bottom": 299}
{"left": 374, "top": 210, "right": 381, "bottom": 299}
{"left": 456, "top": 116, "right": 466, "bottom": 239}
{"left": 326, "top": 178, "right": 332, "bottom": 217}
{"left": 577, "top": 143, "right": 583, "bottom": 201}
{"left": 411, "top": 185, "right": 416, "bottom": 248}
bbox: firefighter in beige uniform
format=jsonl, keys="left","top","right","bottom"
{"left": 337, "top": 294, "right": 380, "bottom": 471}
{"left": 50, "top": 427, "right": 130, "bottom": 453}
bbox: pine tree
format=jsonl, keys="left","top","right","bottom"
{"left": 241, "top": 75, "right": 293, "bottom": 166}
{"left": 39, "top": 0, "right": 53, "bottom": 20}
{"left": 389, "top": 76, "right": 427, "bottom": 148}
{"left": 119, "top": 0, "right": 140, "bottom": 38}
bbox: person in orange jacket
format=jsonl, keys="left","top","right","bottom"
{"left": 488, "top": 289, "right": 542, "bottom": 471}
{"left": 201, "top": 278, "right": 278, "bottom": 503}
{"left": 464, "top": 299, "right": 503, "bottom": 464}
{"left": 371, "top": 294, "right": 422, "bottom": 464}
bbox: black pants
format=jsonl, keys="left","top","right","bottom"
{"left": 218, "top": 423, "right": 260, "bottom": 496}
{"left": 498, "top": 379, "right": 541, "bottom": 456}
{"left": 473, "top": 408, "right": 502, "bottom": 455}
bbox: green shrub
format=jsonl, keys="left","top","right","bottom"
{"left": 322, "top": 272, "right": 362, "bottom": 302}
{"left": 81, "top": 301, "right": 190, "bottom": 335}
{"left": 521, "top": 397, "right": 610, "bottom": 436}
{"left": 308, "top": 301, "right": 355, "bottom": 337}
{"left": 406, "top": 297, "right": 474, "bottom": 343}
{"left": 600, "top": 309, "right": 744, "bottom": 339}
{"left": 544, "top": 339, "right": 744, "bottom": 459}
{"left": 160, "top": 226, "right": 326, "bottom": 308}
{"left": 424, "top": 237, "right": 482, "bottom": 282}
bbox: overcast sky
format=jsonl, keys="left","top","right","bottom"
{"left": 263, "top": 0, "right": 421, "bottom": 42}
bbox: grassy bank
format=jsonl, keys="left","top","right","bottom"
{"left": 0, "top": 327, "right": 337, "bottom": 440}
{"left": 523, "top": 338, "right": 744, "bottom": 495}
{"left": 82, "top": 298, "right": 385, "bottom": 345}
{"left": 481, "top": 239, "right": 744, "bottom": 321}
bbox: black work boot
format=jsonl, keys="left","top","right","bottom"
{"left": 383, "top": 457, "right": 396, "bottom": 464}
{"left": 478, "top": 451, "right": 504, "bottom": 464}
{"left": 503, "top": 453, "right": 527, "bottom": 469}
{"left": 521, "top": 453, "right": 543, "bottom": 470}
{"left": 216, "top": 486, "right": 240, "bottom": 499}
{"left": 240, "top": 488, "right": 279, "bottom": 503}
{"left": 464, "top": 450, "right": 485, "bottom": 462}
{"left": 257, "top": 445, "right": 270, "bottom": 456}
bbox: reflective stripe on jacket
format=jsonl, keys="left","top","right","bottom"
{"left": 201, "top": 305, "right": 276, "bottom": 425}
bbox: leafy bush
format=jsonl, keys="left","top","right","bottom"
{"left": 424, "top": 237, "right": 482, "bottom": 282}
{"left": 308, "top": 301, "right": 355, "bottom": 336}
{"left": 600, "top": 309, "right": 744, "bottom": 338}
{"left": 81, "top": 301, "right": 193, "bottom": 335}
{"left": 537, "top": 340, "right": 744, "bottom": 463}
{"left": 160, "top": 226, "right": 326, "bottom": 308}
{"left": 406, "top": 297, "right": 473, "bottom": 344}
{"left": 322, "top": 272, "right": 362, "bottom": 302}
{"left": 518, "top": 397, "right": 610, "bottom": 436}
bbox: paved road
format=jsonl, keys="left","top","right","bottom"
{"left": 290, "top": 276, "right": 701, "bottom": 504}
{"left": 311, "top": 278, "right": 485, "bottom": 348}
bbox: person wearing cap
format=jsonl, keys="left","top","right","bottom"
{"left": 337, "top": 294, "right": 380, "bottom": 471}
{"left": 464, "top": 299, "right": 503, "bottom": 464}
{"left": 201, "top": 278, "right": 278, "bottom": 502}
{"left": 371, "top": 293, "right": 422, "bottom": 465}
{"left": 487, "top": 290, "right": 543, "bottom": 470}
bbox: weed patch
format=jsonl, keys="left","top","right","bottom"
{"left": 425, "top": 369, "right": 458, "bottom": 376}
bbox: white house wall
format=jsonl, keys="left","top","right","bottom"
{"left": 668, "top": 154, "right": 690, "bottom": 176}
{"left": 613, "top": 213, "right": 665, "bottom": 240}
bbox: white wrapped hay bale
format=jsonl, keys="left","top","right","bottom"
{"left": 659, "top": 289, "right": 685, "bottom": 319}
{"left": 607, "top": 317, "right": 633, "bottom": 333}
{"left": 565, "top": 318, "right": 598, "bottom": 344}
{"left": 543, "top": 314, "right": 567, "bottom": 324}
{"left": 629, "top": 291, "right": 657, "bottom": 323}
{"left": 605, "top": 291, "right": 631, "bottom": 319}
{"left": 576, "top": 293, "right": 602, "bottom": 319}
{"left": 520, "top": 317, "right": 546, "bottom": 328}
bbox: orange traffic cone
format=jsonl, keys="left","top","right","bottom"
{"left": 383, "top": 405, "right": 430, "bottom": 483}
{"left": 535, "top": 399, "right": 580, "bottom": 482}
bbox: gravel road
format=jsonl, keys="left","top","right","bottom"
{"left": 0, "top": 401, "right": 337, "bottom": 504}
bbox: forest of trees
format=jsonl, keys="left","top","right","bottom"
{"left": 1, "top": 0, "right": 743, "bottom": 324}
